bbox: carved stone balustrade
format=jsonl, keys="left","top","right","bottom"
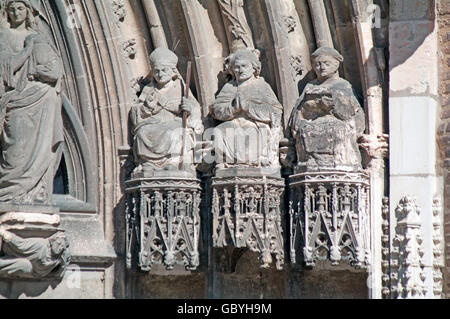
{"left": 125, "top": 172, "right": 201, "bottom": 272}
{"left": 211, "top": 168, "right": 285, "bottom": 270}
{"left": 288, "top": 171, "right": 370, "bottom": 269}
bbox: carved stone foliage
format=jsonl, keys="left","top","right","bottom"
{"left": 390, "top": 196, "right": 426, "bottom": 299}
{"left": 112, "top": 0, "right": 126, "bottom": 22}
{"left": 211, "top": 172, "right": 285, "bottom": 270}
{"left": 289, "top": 172, "right": 370, "bottom": 269}
{"left": 0, "top": 210, "right": 70, "bottom": 279}
{"left": 432, "top": 198, "right": 444, "bottom": 298}
{"left": 122, "top": 38, "right": 137, "bottom": 60}
{"left": 381, "top": 197, "right": 391, "bottom": 298}
{"left": 125, "top": 177, "right": 201, "bottom": 272}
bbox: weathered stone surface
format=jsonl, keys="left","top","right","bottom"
{"left": 290, "top": 47, "right": 366, "bottom": 172}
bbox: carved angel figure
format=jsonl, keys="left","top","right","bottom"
{"left": 289, "top": 47, "right": 366, "bottom": 172}
{"left": 130, "top": 48, "right": 203, "bottom": 173}
{"left": 210, "top": 49, "right": 283, "bottom": 169}
{"left": 0, "top": 227, "right": 70, "bottom": 278}
{"left": 0, "top": 0, "right": 64, "bottom": 204}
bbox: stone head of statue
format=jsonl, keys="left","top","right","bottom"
{"left": 49, "top": 233, "right": 69, "bottom": 257}
{"left": 311, "top": 47, "right": 344, "bottom": 82}
{"left": 227, "top": 48, "right": 261, "bottom": 83}
{"left": 149, "top": 47, "right": 180, "bottom": 87}
{"left": 5, "top": 0, "right": 36, "bottom": 29}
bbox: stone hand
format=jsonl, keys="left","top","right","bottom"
{"left": 181, "top": 97, "right": 194, "bottom": 115}
{"left": 0, "top": 227, "right": 11, "bottom": 241}
{"left": 24, "top": 34, "right": 40, "bottom": 48}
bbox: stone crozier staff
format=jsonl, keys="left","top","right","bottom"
{"left": 130, "top": 48, "right": 203, "bottom": 173}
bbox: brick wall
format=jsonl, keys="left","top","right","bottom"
{"left": 438, "top": 0, "right": 450, "bottom": 298}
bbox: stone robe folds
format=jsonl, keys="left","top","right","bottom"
{"left": 130, "top": 78, "right": 203, "bottom": 171}
{"left": 0, "top": 29, "right": 63, "bottom": 204}
{"left": 0, "top": 232, "right": 60, "bottom": 277}
{"left": 210, "top": 77, "right": 282, "bottom": 168}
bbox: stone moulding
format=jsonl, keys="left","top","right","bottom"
{"left": 211, "top": 174, "right": 285, "bottom": 270}
{"left": 432, "top": 198, "right": 444, "bottom": 298}
{"left": 125, "top": 176, "right": 202, "bottom": 272}
{"left": 289, "top": 171, "right": 370, "bottom": 269}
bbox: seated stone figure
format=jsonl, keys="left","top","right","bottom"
{"left": 290, "top": 47, "right": 366, "bottom": 172}
{"left": 210, "top": 49, "right": 283, "bottom": 169}
{"left": 130, "top": 48, "right": 203, "bottom": 175}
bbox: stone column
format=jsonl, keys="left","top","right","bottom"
{"left": 388, "top": 0, "right": 440, "bottom": 298}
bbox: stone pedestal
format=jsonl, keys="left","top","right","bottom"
{"left": 125, "top": 171, "right": 202, "bottom": 272}
{"left": 289, "top": 171, "right": 370, "bottom": 269}
{"left": 211, "top": 168, "right": 285, "bottom": 270}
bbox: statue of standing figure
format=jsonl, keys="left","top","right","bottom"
{"left": 0, "top": 0, "right": 64, "bottom": 204}
{"left": 210, "top": 48, "right": 283, "bottom": 169}
{"left": 130, "top": 47, "right": 204, "bottom": 175}
{"left": 289, "top": 47, "right": 366, "bottom": 172}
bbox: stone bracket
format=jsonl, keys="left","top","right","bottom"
{"left": 289, "top": 171, "right": 371, "bottom": 269}
{"left": 125, "top": 177, "right": 202, "bottom": 272}
{"left": 211, "top": 175, "right": 285, "bottom": 270}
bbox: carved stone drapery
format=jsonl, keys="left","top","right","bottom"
{"left": 0, "top": 207, "right": 70, "bottom": 279}
{"left": 125, "top": 174, "right": 201, "bottom": 272}
{"left": 289, "top": 171, "right": 370, "bottom": 269}
{"left": 211, "top": 169, "right": 285, "bottom": 270}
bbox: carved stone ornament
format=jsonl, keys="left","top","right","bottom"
{"left": 289, "top": 172, "right": 370, "bottom": 268}
{"left": 212, "top": 169, "right": 285, "bottom": 270}
{"left": 288, "top": 47, "right": 370, "bottom": 269}
{"left": 126, "top": 48, "right": 204, "bottom": 272}
{"left": 125, "top": 176, "right": 201, "bottom": 271}
{"left": 432, "top": 197, "right": 444, "bottom": 298}
{"left": 390, "top": 196, "right": 426, "bottom": 299}
{"left": 210, "top": 49, "right": 285, "bottom": 270}
{"left": 112, "top": 0, "right": 126, "bottom": 22}
{"left": 0, "top": 0, "right": 71, "bottom": 279}
{"left": 217, "top": 0, "right": 253, "bottom": 51}
{"left": 0, "top": 208, "right": 70, "bottom": 279}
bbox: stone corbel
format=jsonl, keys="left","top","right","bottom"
{"left": 358, "top": 133, "right": 389, "bottom": 170}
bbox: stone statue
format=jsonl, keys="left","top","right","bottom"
{"left": 0, "top": 0, "right": 64, "bottom": 204}
{"left": 130, "top": 47, "right": 203, "bottom": 174}
{"left": 210, "top": 49, "right": 283, "bottom": 169}
{"left": 289, "top": 47, "right": 365, "bottom": 172}
{"left": 0, "top": 227, "right": 70, "bottom": 278}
